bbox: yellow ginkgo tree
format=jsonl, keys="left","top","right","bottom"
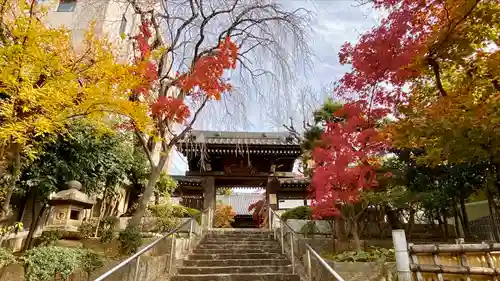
{"left": 0, "top": 0, "right": 149, "bottom": 216}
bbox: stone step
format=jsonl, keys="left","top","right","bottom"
{"left": 197, "top": 244, "right": 281, "bottom": 250}
{"left": 203, "top": 238, "right": 276, "bottom": 243}
{"left": 209, "top": 229, "right": 272, "bottom": 233}
{"left": 206, "top": 232, "right": 273, "bottom": 238}
{"left": 171, "top": 273, "right": 300, "bottom": 281}
{"left": 193, "top": 248, "right": 282, "bottom": 254}
{"left": 203, "top": 236, "right": 275, "bottom": 240}
{"left": 199, "top": 241, "right": 280, "bottom": 248}
{"left": 183, "top": 258, "right": 291, "bottom": 267}
{"left": 188, "top": 252, "right": 287, "bottom": 260}
{"left": 203, "top": 236, "right": 275, "bottom": 241}
{"left": 177, "top": 265, "right": 292, "bottom": 274}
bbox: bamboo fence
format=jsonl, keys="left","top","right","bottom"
{"left": 409, "top": 239, "right": 500, "bottom": 281}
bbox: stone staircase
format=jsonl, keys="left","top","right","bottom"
{"left": 171, "top": 229, "right": 300, "bottom": 281}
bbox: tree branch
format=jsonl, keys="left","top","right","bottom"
{"left": 426, "top": 56, "right": 447, "bottom": 97}
{"left": 192, "top": 0, "right": 240, "bottom": 64}
{"left": 134, "top": 128, "right": 155, "bottom": 169}
{"left": 169, "top": 96, "right": 210, "bottom": 146}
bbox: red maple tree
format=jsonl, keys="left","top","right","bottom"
{"left": 309, "top": 0, "right": 482, "bottom": 248}
{"left": 309, "top": 0, "right": 496, "bottom": 250}
{"left": 310, "top": 101, "right": 389, "bottom": 212}
{"left": 337, "top": 0, "right": 485, "bottom": 105}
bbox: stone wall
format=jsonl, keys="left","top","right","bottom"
{"left": 319, "top": 261, "right": 397, "bottom": 281}
{"left": 278, "top": 233, "right": 397, "bottom": 281}
{"left": 284, "top": 218, "right": 457, "bottom": 240}
{"left": 0, "top": 235, "right": 201, "bottom": 281}
{"left": 302, "top": 236, "right": 395, "bottom": 253}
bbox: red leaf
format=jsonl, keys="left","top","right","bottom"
{"left": 151, "top": 97, "right": 191, "bottom": 123}
{"left": 310, "top": 101, "right": 389, "bottom": 219}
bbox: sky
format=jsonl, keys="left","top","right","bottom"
{"left": 169, "top": 0, "right": 379, "bottom": 176}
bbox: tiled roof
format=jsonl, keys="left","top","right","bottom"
{"left": 217, "top": 194, "right": 264, "bottom": 215}
{"left": 278, "top": 178, "right": 310, "bottom": 185}
{"left": 172, "top": 176, "right": 202, "bottom": 185}
{"left": 179, "top": 130, "right": 301, "bottom": 146}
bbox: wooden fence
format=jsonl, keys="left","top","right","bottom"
{"left": 394, "top": 230, "right": 500, "bottom": 281}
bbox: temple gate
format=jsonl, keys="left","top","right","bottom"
{"left": 173, "top": 130, "right": 310, "bottom": 226}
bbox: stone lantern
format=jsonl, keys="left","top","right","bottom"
{"left": 45, "top": 181, "right": 96, "bottom": 232}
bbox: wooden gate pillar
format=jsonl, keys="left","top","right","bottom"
{"left": 202, "top": 177, "right": 216, "bottom": 226}
{"left": 265, "top": 178, "right": 279, "bottom": 210}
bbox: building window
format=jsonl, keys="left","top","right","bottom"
{"left": 119, "top": 15, "right": 128, "bottom": 35}
{"left": 70, "top": 209, "right": 80, "bottom": 220}
{"left": 57, "top": 0, "right": 76, "bottom": 12}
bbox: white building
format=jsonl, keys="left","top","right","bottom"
{"left": 41, "top": 0, "right": 137, "bottom": 58}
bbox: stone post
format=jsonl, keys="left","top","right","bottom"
{"left": 392, "top": 229, "right": 412, "bottom": 281}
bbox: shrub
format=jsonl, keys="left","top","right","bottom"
{"left": 183, "top": 207, "right": 200, "bottom": 217}
{"left": 148, "top": 203, "right": 181, "bottom": 232}
{"left": 183, "top": 207, "right": 201, "bottom": 224}
{"left": 281, "top": 206, "right": 312, "bottom": 221}
{"left": 118, "top": 226, "right": 142, "bottom": 255}
{"left": 214, "top": 203, "right": 236, "bottom": 228}
{"left": 81, "top": 250, "right": 104, "bottom": 280}
{"left": 326, "top": 247, "right": 396, "bottom": 263}
{"left": 148, "top": 204, "right": 202, "bottom": 232}
{"left": 300, "top": 220, "right": 317, "bottom": 236}
{"left": 99, "top": 228, "right": 114, "bottom": 244}
{"left": 24, "top": 246, "right": 84, "bottom": 281}
{"left": 0, "top": 222, "right": 23, "bottom": 247}
{"left": 156, "top": 216, "right": 180, "bottom": 233}
{"left": 101, "top": 216, "right": 119, "bottom": 230}
{"left": 172, "top": 205, "right": 201, "bottom": 223}
{"left": 78, "top": 219, "right": 96, "bottom": 239}
{"left": 98, "top": 216, "right": 118, "bottom": 243}
{"left": 38, "top": 230, "right": 63, "bottom": 247}
{"left": 0, "top": 247, "right": 16, "bottom": 268}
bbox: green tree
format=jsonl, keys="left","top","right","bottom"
{"left": 285, "top": 98, "right": 343, "bottom": 177}
{"left": 380, "top": 149, "right": 487, "bottom": 238}
{"left": 18, "top": 121, "right": 138, "bottom": 249}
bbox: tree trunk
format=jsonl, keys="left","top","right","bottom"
{"left": 459, "top": 193, "right": 470, "bottom": 236}
{"left": 2, "top": 143, "right": 21, "bottom": 217}
{"left": 436, "top": 209, "right": 446, "bottom": 238}
{"left": 128, "top": 165, "right": 163, "bottom": 228}
{"left": 385, "top": 205, "right": 403, "bottom": 230}
{"left": 94, "top": 200, "right": 106, "bottom": 238}
{"left": 351, "top": 219, "right": 362, "bottom": 252}
{"left": 453, "top": 201, "right": 462, "bottom": 238}
{"left": 326, "top": 219, "right": 335, "bottom": 252}
{"left": 23, "top": 201, "right": 47, "bottom": 251}
{"left": 442, "top": 208, "right": 449, "bottom": 240}
{"left": 111, "top": 198, "right": 120, "bottom": 216}
{"left": 334, "top": 215, "right": 348, "bottom": 252}
{"left": 407, "top": 208, "right": 416, "bottom": 238}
